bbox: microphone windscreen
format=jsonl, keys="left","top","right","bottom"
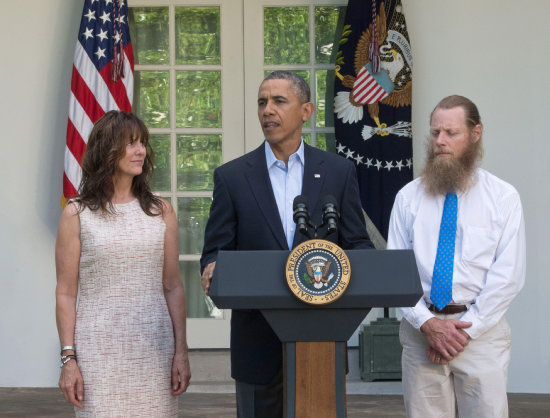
{"left": 321, "top": 194, "right": 338, "bottom": 208}
{"left": 293, "top": 195, "right": 308, "bottom": 210}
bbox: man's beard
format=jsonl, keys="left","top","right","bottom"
{"left": 421, "top": 137, "right": 483, "bottom": 196}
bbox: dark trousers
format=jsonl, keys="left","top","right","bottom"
{"left": 235, "top": 368, "right": 283, "bottom": 418}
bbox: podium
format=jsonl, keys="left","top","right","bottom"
{"left": 210, "top": 248, "right": 422, "bottom": 418}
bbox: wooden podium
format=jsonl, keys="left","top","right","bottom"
{"left": 210, "top": 249, "right": 421, "bottom": 418}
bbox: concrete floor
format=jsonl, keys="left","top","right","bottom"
{"left": 1, "top": 387, "right": 549, "bottom": 417}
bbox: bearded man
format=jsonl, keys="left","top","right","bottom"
{"left": 387, "top": 95, "right": 526, "bottom": 417}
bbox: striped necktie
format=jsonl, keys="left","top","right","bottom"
{"left": 431, "top": 192, "right": 458, "bottom": 310}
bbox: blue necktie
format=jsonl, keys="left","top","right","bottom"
{"left": 431, "top": 192, "right": 457, "bottom": 310}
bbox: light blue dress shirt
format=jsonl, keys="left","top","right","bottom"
{"left": 265, "top": 140, "right": 305, "bottom": 249}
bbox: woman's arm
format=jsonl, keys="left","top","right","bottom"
{"left": 55, "top": 203, "right": 84, "bottom": 408}
{"left": 161, "top": 200, "right": 191, "bottom": 395}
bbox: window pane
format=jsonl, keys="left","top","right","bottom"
{"left": 264, "top": 7, "right": 309, "bottom": 65}
{"left": 315, "top": 7, "right": 344, "bottom": 64}
{"left": 176, "top": 71, "right": 221, "bottom": 128}
{"left": 316, "top": 70, "right": 334, "bottom": 127}
{"left": 303, "top": 134, "right": 331, "bottom": 152}
{"left": 134, "top": 70, "right": 170, "bottom": 128}
{"left": 176, "top": 135, "right": 221, "bottom": 191}
{"left": 175, "top": 7, "right": 220, "bottom": 65}
{"left": 317, "top": 133, "right": 335, "bottom": 153}
{"left": 150, "top": 134, "right": 170, "bottom": 192}
{"left": 180, "top": 260, "right": 222, "bottom": 319}
{"left": 129, "top": 7, "right": 169, "bottom": 65}
{"left": 177, "top": 197, "right": 212, "bottom": 255}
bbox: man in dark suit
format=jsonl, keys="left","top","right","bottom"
{"left": 200, "top": 71, "right": 372, "bottom": 418}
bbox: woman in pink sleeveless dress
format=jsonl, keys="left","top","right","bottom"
{"left": 55, "top": 111, "right": 191, "bottom": 417}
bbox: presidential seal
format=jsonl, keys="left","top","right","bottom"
{"left": 286, "top": 239, "right": 351, "bottom": 305}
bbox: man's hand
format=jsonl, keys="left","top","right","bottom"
{"left": 426, "top": 346, "right": 450, "bottom": 364}
{"left": 201, "top": 262, "right": 216, "bottom": 296}
{"left": 420, "top": 317, "right": 471, "bottom": 362}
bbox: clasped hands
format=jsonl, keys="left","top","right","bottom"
{"left": 420, "top": 317, "right": 472, "bottom": 365}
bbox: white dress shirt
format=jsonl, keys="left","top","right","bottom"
{"left": 387, "top": 168, "right": 526, "bottom": 339}
{"left": 265, "top": 140, "right": 305, "bottom": 249}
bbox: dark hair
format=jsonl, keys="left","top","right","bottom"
{"left": 263, "top": 71, "right": 311, "bottom": 103}
{"left": 74, "top": 110, "right": 163, "bottom": 216}
{"left": 430, "top": 95, "right": 483, "bottom": 130}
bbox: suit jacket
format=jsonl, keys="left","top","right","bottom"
{"left": 200, "top": 142, "right": 372, "bottom": 384}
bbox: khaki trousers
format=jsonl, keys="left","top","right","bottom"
{"left": 399, "top": 316, "right": 511, "bottom": 418}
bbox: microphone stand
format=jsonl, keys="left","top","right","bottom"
{"left": 299, "top": 218, "right": 336, "bottom": 240}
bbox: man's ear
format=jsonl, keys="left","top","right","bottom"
{"left": 301, "top": 102, "right": 314, "bottom": 123}
{"left": 471, "top": 124, "right": 482, "bottom": 143}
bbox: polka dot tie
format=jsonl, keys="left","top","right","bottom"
{"left": 431, "top": 192, "right": 457, "bottom": 311}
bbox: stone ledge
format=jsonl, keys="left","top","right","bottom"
{"left": 185, "top": 379, "right": 403, "bottom": 395}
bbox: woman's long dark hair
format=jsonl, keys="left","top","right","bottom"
{"left": 74, "top": 110, "right": 163, "bottom": 216}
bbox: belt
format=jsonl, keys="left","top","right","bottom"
{"left": 427, "top": 304, "right": 468, "bottom": 314}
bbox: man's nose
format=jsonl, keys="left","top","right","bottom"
{"left": 434, "top": 133, "right": 447, "bottom": 147}
{"left": 263, "top": 100, "right": 275, "bottom": 115}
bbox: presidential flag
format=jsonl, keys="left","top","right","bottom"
{"left": 62, "top": 0, "right": 134, "bottom": 206}
{"left": 334, "top": 0, "right": 412, "bottom": 244}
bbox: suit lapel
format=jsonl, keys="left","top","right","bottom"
{"left": 245, "top": 144, "right": 288, "bottom": 250}
{"left": 292, "top": 144, "right": 326, "bottom": 247}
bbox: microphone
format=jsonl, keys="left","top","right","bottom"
{"left": 293, "top": 195, "right": 310, "bottom": 237}
{"left": 322, "top": 195, "right": 340, "bottom": 235}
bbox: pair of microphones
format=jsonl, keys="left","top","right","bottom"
{"left": 293, "top": 195, "right": 340, "bottom": 239}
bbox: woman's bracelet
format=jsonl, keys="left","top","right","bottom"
{"left": 60, "top": 345, "right": 75, "bottom": 355}
{"left": 60, "top": 354, "right": 77, "bottom": 368}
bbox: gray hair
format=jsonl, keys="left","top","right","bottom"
{"left": 263, "top": 71, "right": 311, "bottom": 103}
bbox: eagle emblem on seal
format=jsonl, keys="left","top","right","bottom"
{"left": 304, "top": 256, "right": 334, "bottom": 289}
{"left": 334, "top": 1, "right": 412, "bottom": 140}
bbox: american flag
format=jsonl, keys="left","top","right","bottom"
{"left": 62, "top": 0, "right": 134, "bottom": 206}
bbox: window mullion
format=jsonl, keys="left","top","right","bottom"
{"left": 169, "top": 4, "right": 177, "bottom": 209}
{"left": 309, "top": 5, "right": 316, "bottom": 147}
